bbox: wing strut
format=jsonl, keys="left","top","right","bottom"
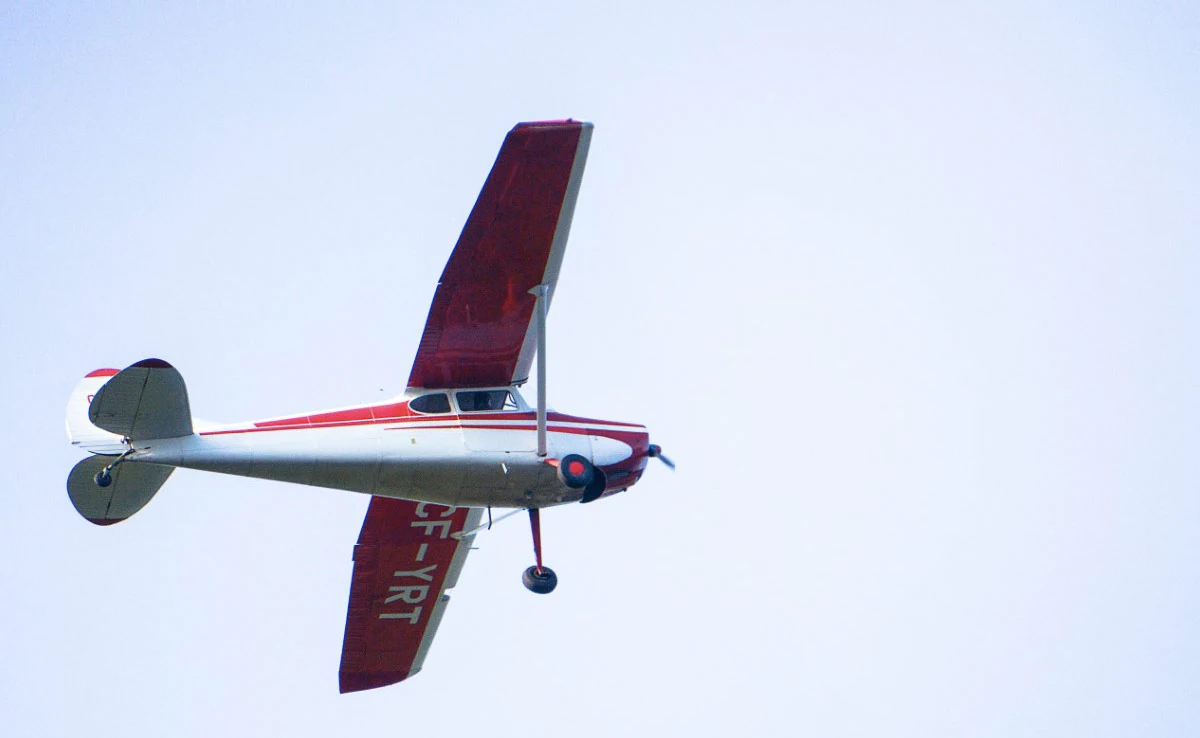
{"left": 530, "top": 283, "right": 550, "bottom": 457}
{"left": 452, "top": 508, "right": 523, "bottom": 540}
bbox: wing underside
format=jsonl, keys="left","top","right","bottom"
{"left": 339, "top": 497, "right": 483, "bottom": 693}
{"left": 406, "top": 120, "right": 592, "bottom": 390}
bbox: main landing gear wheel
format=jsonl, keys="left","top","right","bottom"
{"left": 94, "top": 470, "right": 113, "bottom": 488}
{"left": 524, "top": 507, "right": 558, "bottom": 594}
{"left": 522, "top": 565, "right": 558, "bottom": 594}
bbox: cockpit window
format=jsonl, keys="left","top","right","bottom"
{"left": 409, "top": 393, "right": 451, "bottom": 414}
{"left": 456, "top": 390, "right": 518, "bottom": 412}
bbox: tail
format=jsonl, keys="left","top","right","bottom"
{"left": 65, "top": 368, "right": 125, "bottom": 454}
{"left": 65, "top": 358, "right": 192, "bottom": 525}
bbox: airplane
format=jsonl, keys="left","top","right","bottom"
{"left": 63, "top": 120, "right": 673, "bottom": 693}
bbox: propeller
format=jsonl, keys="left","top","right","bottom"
{"left": 647, "top": 444, "right": 675, "bottom": 471}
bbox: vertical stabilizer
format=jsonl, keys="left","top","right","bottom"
{"left": 66, "top": 369, "right": 126, "bottom": 455}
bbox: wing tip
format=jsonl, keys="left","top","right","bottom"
{"left": 512, "top": 118, "right": 592, "bottom": 131}
{"left": 338, "top": 668, "right": 415, "bottom": 694}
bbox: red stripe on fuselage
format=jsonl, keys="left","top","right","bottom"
{"left": 201, "top": 408, "right": 642, "bottom": 436}
{"left": 201, "top": 420, "right": 645, "bottom": 445}
{"left": 253, "top": 402, "right": 417, "bottom": 429}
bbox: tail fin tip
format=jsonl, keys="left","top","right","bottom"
{"left": 131, "top": 358, "right": 173, "bottom": 369}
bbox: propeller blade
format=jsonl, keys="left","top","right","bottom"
{"left": 648, "top": 444, "right": 676, "bottom": 471}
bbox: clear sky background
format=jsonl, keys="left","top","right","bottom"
{"left": 3, "top": 2, "right": 1198, "bottom": 736}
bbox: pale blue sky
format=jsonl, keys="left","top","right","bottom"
{"left": 3, "top": 3, "right": 1198, "bottom": 736}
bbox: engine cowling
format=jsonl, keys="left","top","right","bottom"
{"left": 580, "top": 466, "right": 608, "bottom": 504}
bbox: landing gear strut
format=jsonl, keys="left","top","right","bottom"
{"left": 522, "top": 508, "right": 557, "bottom": 594}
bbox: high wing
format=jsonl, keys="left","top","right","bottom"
{"left": 407, "top": 120, "right": 593, "bottom": 389}
{"left": 339, "top": 497, "right": 483, "bottom": 693}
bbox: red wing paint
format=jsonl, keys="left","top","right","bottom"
{"left": 407, "top": 120, "right": 592, "bottom": 389}
{"left": 339, "top": 497, "right": 481, "bottom": 693}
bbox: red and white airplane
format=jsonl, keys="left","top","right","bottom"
{"left": 64, "top": 120, "right": 672, "bottom": 693}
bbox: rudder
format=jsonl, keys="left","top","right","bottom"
{"left": 66, "top": 368, "right": 126, "bottom": 454}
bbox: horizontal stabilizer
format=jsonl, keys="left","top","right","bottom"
{"left": 89, "top": 359, "right": 193, "bottom": 440}
{"left": 67, "top": 456, "right": 172, "bottom": 526}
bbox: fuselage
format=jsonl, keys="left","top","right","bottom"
{"left": 131, "top": 386, "right": 650, "bottom": 508}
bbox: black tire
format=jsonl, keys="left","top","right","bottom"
{"left": 94, "top": 470, "right": 112, "bottom": 488}
{"left": 522, "top": 565, "right": 558, "bottom": 594}
{"left": 557, "top": 454, "right": 594, "bottom": 489}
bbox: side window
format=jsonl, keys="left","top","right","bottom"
{"left": 456, "top": 390, "right": 515, "bottom": 412}
{"left": 409, "top": 393, "right": 450, "bottom": 414}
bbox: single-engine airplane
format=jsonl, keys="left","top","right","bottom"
{"left": 64, "top": 120, "right": 672, "bottom": 692}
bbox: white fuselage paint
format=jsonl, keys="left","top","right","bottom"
{"left": 130, "top": 420, "right": 636, "bottom": 508}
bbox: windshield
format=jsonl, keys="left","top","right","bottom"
{"left": 409, "top": 393, "right": 451, "bottom": 414}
